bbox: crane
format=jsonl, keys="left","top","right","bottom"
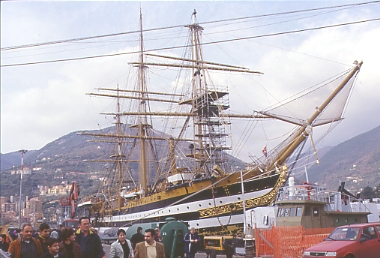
{"left": 60, "top": 182, "right": 80, "bottom": 218}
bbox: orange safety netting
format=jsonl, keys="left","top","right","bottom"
{"left": 255, "top": 226, "right": 335, "bottom": 258}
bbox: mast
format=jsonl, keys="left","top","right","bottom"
{"left": 183, "top": 10, "right": 232, "bottom": 174}
{"left": 136, "top": 9, "right": 148, "bottom": 195}
{"left": 191, "top": 10, "right": 205, "bottom": 159}
{"left": 268, "top": 61, "right": 363, "bottom": 170}
{"left": 113, "top": 84, "right": 125, "bottom": 210}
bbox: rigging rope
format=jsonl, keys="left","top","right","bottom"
{"left": 2, "top": 17, "right": 379, "bottom": 67}
{"left": 3, "top": 1, "right": 379, "bottom": 51}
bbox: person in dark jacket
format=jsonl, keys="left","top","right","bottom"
{"left": 41, "top": 238, "right": 65, "bottom": 258}
{"left": 183, "top": 228, "right": 201, "bottom": 258}
{"left": 130, "top": 227, "right": 144, "bottom": 250}
{"left": 0, "top": 234, "right": 9, "bottom": 252}
{"left": 59, "top": 227, "right": 81, "bottom": 258}
{"left": 74, "top": 217, "right": 105, "bottom": 258}
{"left": 222, "top": 235, "right": 238, "bottom": 258}
{"left": 8, "top": 223, "right": 44, "bottom": 258}
{"left": 34, "top": 223, "right": 51, "bottom": 254}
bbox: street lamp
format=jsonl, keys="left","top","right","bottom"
{"left": 18, "top": 149, "right": 27, "bottom": 229}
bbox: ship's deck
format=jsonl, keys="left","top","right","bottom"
{"left": 276, "top": 184, "right": 371, "bottom": 213}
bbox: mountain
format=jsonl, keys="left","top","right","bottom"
{"left": 0, "top": 151, "right": 36, "bottom": 171}
{"left": 2, "top": 125, "right": 379, "bottom": 198}
{"left": 300, "top": 125, "right": 380, "bottom": 192}
{"left": 1, "top": 128, "right": 114, "bottom": 172}
{"left": 0, "top": 126, "right": 245, "bottom": 198}
{"left": 0, "top": 128, "right": 116, "bottom": 199}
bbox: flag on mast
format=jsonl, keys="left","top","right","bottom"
{"left": 262, "top": 146, "right": 267, "bottom": 158}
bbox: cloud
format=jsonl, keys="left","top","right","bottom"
{"left": 1, "top": 46, "right": 134, "bottom": 153}
{"left": 1, "top": 1, "right": 380, "bottom": 164}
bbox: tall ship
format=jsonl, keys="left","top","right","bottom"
{"left": 80, "top": 10, "right": 363, "bottom": 235}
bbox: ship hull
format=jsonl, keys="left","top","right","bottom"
{"left": 96, "top": 172, "right": 281, "bottom": 231}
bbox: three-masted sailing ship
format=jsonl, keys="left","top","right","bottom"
{"left": 81, "top": 10, "right": 363, "bottom": 234}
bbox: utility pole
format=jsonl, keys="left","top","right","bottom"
{"left": 240, "top": 169, "right": 247, "bottom": 234}
{"left": 18, "top": 149, "right": 27, "bottom": 229}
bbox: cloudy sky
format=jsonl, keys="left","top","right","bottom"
{"left": 1, "top": 1, "right": 380, "bottom": 163}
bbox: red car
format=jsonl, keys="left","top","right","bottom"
{"left": 303, "top": 223, "right": 380, "bottom": 258}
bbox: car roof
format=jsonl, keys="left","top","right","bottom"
{"left": 336, "top": 222, "right": 380, "bottom": 228}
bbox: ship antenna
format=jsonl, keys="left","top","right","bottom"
{"left": 304, "top": 166, "right": 309, "bottom": 184}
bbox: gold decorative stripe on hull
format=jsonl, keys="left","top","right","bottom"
{"left": 119, "top": 167, "right": 276, "bottom": 211}
{"left": 199, "top": 168, "right": 287, "bottom": 218}
{"left": 96, "top": 168, "right": 282, "bottom": 215}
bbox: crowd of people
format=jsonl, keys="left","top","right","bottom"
{"left": 1, "top": 220, "right": 206, "bottom": 258}
{"left": 3, "top": 217, "right": 106, "bottom": 258}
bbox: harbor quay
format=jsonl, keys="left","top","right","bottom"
{"left": 102, "top": 244, "right": 249, "bottom": 258}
